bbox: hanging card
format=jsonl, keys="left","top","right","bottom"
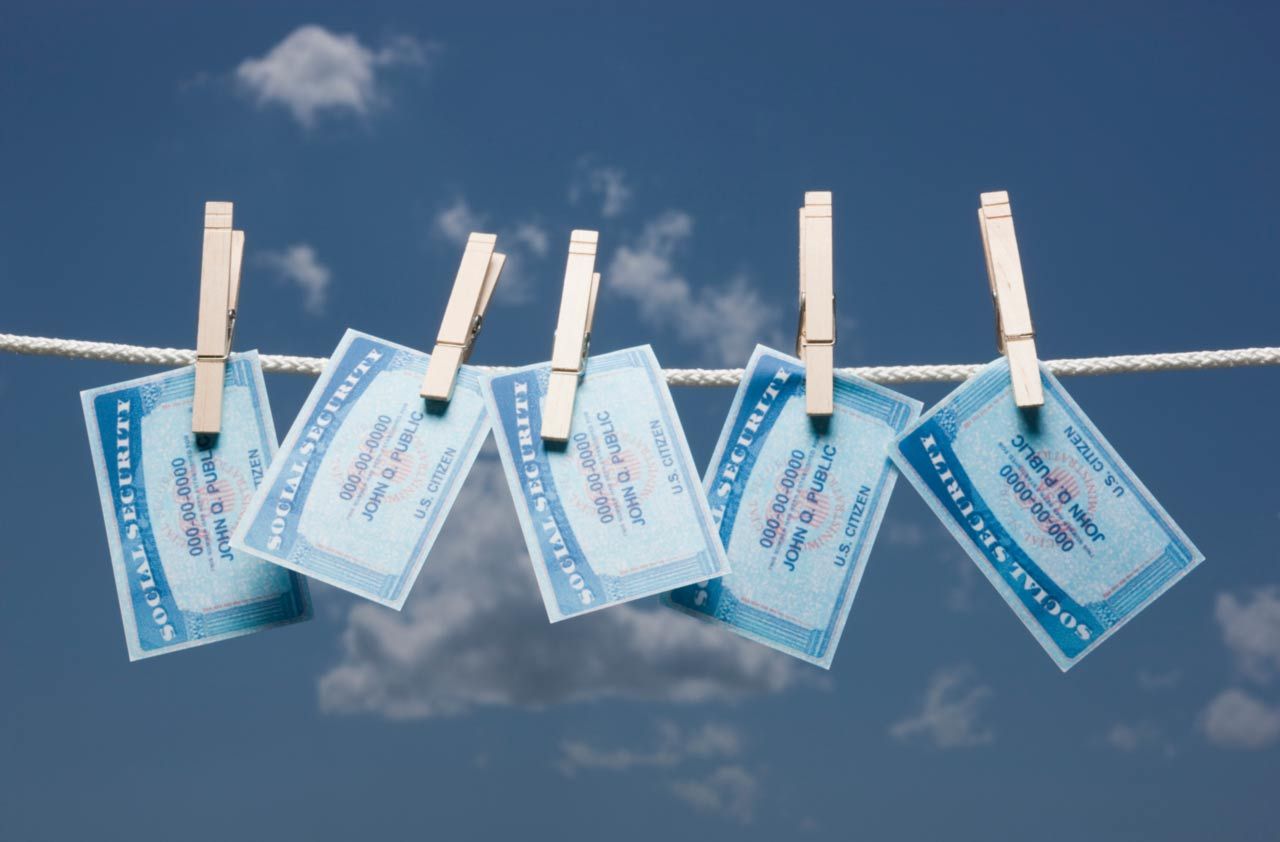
{"left": 82, "top": 352, "right": 311, "bottom": 659}
{"left": 483, "top": 345, "right": 730, "bottom": 621}
{"left": 890, "top": 358, "right": 1203, "bottom": 670}
{"left": 665, "top": 346, "right": 920, "bottom": 667}
{"left": 232, "top": 330, "right": 489, "bottom": 609}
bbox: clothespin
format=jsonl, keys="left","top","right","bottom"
{"left": 978, "top": 190, "right": 1044, "bottom": 408}
{"left": 797, "top": 191, "right": 835, "bottom": 415}
{"left": 420, "top": 233, "right": 506, "bottom": 401}
{"left": 541, "top": 230, "right": 601, "bottom": 442}
{"left": 192, "top": 201, "right": 245, "bottom": 434}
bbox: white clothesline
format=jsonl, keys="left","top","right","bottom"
{"left": 2, "top": 332, "right": 1278, "bottom": 387}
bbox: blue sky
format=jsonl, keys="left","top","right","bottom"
{"left": 2, "top": 3, "right": 1279, "bottom": 839}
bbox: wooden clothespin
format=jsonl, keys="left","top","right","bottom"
{"left": 978, "top": 190, "right": 1044, "bottom": 408}
{"left": 192, "top": 201, "right": 245, "bottom": 434}
{"left": 797, "top": 191, "right": 835, "bottom": 415}
{"left": 541, "top": 230, "right": 601, "bottom": 442}
{"left": 420, "top": 233, "right": 506, "bottom": 401}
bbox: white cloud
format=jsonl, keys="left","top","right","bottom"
{"left": 1137, "top": 668, "right": 1183, "bottom": 691}
{"left": 1104, "top": 721, "right": 1172, "bottom": 755}
{"left": 1198, "top": 588, "right": 1280, "bottom": 750}
{"left": 882, "top": 519, "right": 976, "bottom": 611}
{"left": 258, "top": 244, "right": 331, "bottom": 315}
{"left": 433, "top": 199, "right": 549, "bottom": 303}
{"left": 512, "top": 222, "right": 550, "bottom": 257}
{"left": 942, "top": 557, "right": 980, "bottom": 613}
{"left": 434, "top": 198, "right": 486, "bottom": 246}
{"left": 236, "top": 25, "right": 428, "bottom": 127}
{"left": 559, "top": 741, "right": 671, "bottom": 775}
{"left": 558, "top": 722, "right": 758, "bottom": 823}
{"left": 889, "top": 665, "right": 994, "bottom": 749}
{"left": 670, "top": 765, "right": 759, "bottom": 824}
{"left": 559, "top": 721, "right": 741, "bottom": 775}
{"left": 883, "top": 521, "right": 928, "bottom": 548}
{"left": 1201, "top": 688, "right": 1280, "bottom": 750}
{"left": 1104, "top": 723, "right": 1144, "bottom": 752}
{"left": 608, "top": 212, "right": 779, "bottom": 364}
{"left": 318, "top": 452, "right": 802, "bottom": 719}
{"left": 1215, "top": 588, "right": 1280, "bottom": 683}
{"left": 570, "top": 163, "right": 632, "bottom": 218}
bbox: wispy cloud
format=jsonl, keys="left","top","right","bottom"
{"left": 1215, "top": 588, "right": 1280, "bottom": 683}
{"left": 318, "top": 452, "right": 802, "bottom": 719}
{"left": 670, "top": 765, "right": 759, "bottom": 824}
{"left": 1104, "top": 721, "right": 1173, "bottom": 755}
{"left": 433, "top": 198, "right": 548, "bottom": 303}
{"left": 558, "top": 722, "right": 757, "bottom": 824}
{"left": 883, "top": 519, "right": 977, "bottom": 612}
{"left": 1199, "top": 587, "right": 1280, "bottom": 750}
{"left": 257, "top": 243, "right": 331, "bottom": 315}
{"left": 1137, "top": 668, "right": 1183, "bottom": 692}
{"left": 570, "top": 161, "right": 633, "bottom": 218}
{"left": 559, "top": 721, "right": 741, "bottom": 775}
{"left": 890, "top": 665, "right": 994, "bottom": 749}
{"left": 941, "top": 555, "right": 981, "bottom": 613}
{"left": 1201, "top": 688, "right": 1280, "bottom": 750}
{"left": 236, "top": 25, "right": 429, "bottom": 127}
{"left": 608, "top": 211, "right": 780, "bottom": 364}
{"left": 434, "top": 197, "right": 486, "bottom": 245}
{"left": 511, "top": 222, "right": 550, "bottom": 257}
{"left": 882, "top": 521, "right": 928, "bottom": 548}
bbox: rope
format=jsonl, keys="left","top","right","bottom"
{"left": 2, "top": 332, "right": 1278, "bottom": 386}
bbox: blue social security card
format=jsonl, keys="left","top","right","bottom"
{"left": 891, "top": 358, "right": 1203, "bottom": 670}
{"left": 665, "top": 346, "right": 921, "bottom": 668}
{"left": 233, "top": 330, "right": 490, "bottom": 609}
{"left": 483, "top": 345, "right": 730, "bottom": 622}
{"left": 81, "top": 352, "right": 311, "bottom": 660}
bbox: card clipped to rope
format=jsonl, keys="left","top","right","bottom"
{"left": 231, "top": 234, "right": 505, "bottom": 608}
{"left": 483, "top": 231, "right": 730, "bottom": 621}
{"left": 81, "top": 203, "right": 311, "bottom": 659}
{"left": 666, "top": 194, "right": 922, "bottom": 668}
{"left": 83, "top": 353, "right": 312, "bottom": 659}
{"left": 890, "top": 192, "right": 1203, "bottom": 670}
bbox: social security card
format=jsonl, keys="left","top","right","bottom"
{"left": 81, "top": 352, "right": 311, "bottom": 660}
{"left": 664, "top": 346, "right": 921, "bottom": 668}
{"left": 484, "top": 345, "right": 730, "bottom": 622}
{"left": 891, "top": 358, "right": 1203, "bottom": 670}
{"left": 232, "top": 330, "right": 490, "bottom": 609}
